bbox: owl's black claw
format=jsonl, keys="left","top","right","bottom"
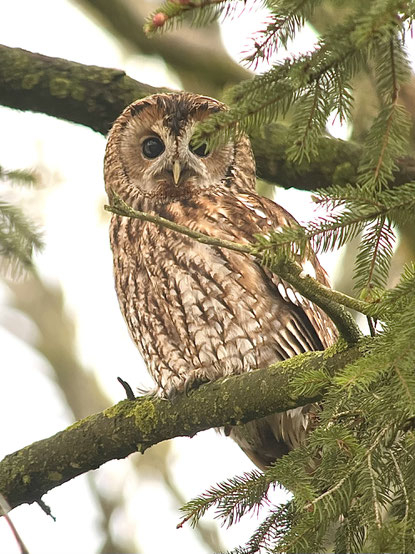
{"left": 183, "top": 373, "right": 209, "bottom": 396}
{"left": 166, "top": 387, "right": 180, "bottom": 401}
{"left": 117, "top": 376, "right": 135, "bottom": 400}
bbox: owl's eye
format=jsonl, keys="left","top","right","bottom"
{"left": 142, "top": 137, "right": 165, "bottom": 159}
{"left": 189, "top": 142, "right": 209, "bottom": 157}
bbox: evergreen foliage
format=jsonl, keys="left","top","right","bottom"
{"left": 146, "top": 0, "right": 415, "bottom": 552}
{"left": 0, "top": 165, "right": 43, "bottom": 277}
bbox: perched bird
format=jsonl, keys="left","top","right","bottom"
{"left": 104, "top": 92, "right": 337, "bottom": 470}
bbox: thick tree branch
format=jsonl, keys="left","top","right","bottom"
{"left": 0, "top": 44, "right": 164, "bottom": 134}
{"left": 0, "top": 344, "right": 361, "bottom": 511}
{"left": 1, "top": 44, "right": 414, "bottom": 191}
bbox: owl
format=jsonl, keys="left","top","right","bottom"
{"left": 104, "top": 92, "right": 338, "bottom": 470}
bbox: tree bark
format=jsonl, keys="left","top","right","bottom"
{"left": 0, "top": 344, "right": 360, "bottom": 510}
{"left": 1, "top": 44, "right": 414, "bottom": 191}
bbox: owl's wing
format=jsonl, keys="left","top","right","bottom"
{"left": 191, "top": 190, "right": 339, "bottom": 353}
{"left": 181, "top": 190, "right": 339, "bottom": 469}
{"left": 240, "top": 192, "right": 338, "bottom": 349}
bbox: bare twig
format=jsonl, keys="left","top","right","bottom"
{"left": 105, "top": 196, "right": 363, "bottom": 344}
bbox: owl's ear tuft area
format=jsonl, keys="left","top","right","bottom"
{"left": 129, "top": 102, "right": 149, "bottom": 118}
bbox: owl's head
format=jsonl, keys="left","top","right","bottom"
{"left": 104, "top": 92, "right": 256, "bottom": 209}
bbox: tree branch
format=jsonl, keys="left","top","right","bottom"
{"left": 1, "top": 44, "right": 414, "bottom": 191}
{"left": 0, "top": 44, "right": 164, "bottom": 134}
{"left": 105, "top": 196, "right": 363, "bottom": 344}
{"left": 0, "top": 344, "right": 361, "bottom": 511}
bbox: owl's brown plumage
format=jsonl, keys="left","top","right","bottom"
{"left": 105, "top": 92, "right": 338, "bottom": 469}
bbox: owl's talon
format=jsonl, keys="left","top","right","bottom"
{"left": 183, "top": 373, "right": 209, "bottom": 396}
{"left": 117, "top": 376, "right": 135, "bottom": 400}
{"left": 166, "top": 387, "right": 180, "bottom": 401}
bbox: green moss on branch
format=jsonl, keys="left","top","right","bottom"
{"left": 0, "top": 344, "right": 361, "bottom": 511}
{"left": 0, "top": 44, "right": 163, "bottom": 134}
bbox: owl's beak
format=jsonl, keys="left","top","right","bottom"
{"left": 173, "top": 159, "right": 181, "bottom": 185}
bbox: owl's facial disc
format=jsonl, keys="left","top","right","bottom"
{"left": 136, "top": 122, "right": 220, "bottom": 193}
{"left": 105, "top": 93, "right": 258, "bottom": 212}
{"left": 108, "top": 93, "right": 246, "bottom": 205}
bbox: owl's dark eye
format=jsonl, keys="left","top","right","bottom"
{"left": 189, "top": 142, "right": 209, "bottom": 157}
{"left": 142, "top": 137, "right": 165, "bottom": 159}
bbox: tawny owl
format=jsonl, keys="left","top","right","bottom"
{"left": 104, "top": 92, "right": 338, "bottom": 470}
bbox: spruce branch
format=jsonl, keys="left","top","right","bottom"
{"left": 372, "top": 261, "right": 415, "bottom": 316}
{"left": 368, "top": 450, "right": 382, "bottom": 529}
{"left": 243, "top": 13, "right": 300, "bottom": 69}
{"left": 354, "top": 215, "right": 395, "bottom": 295}
{"left": 105, "top": 194, "right": 251, "bottom": 256}
{"left": 304, "top": 426, "right": 390, "bottom": 513}
{"left": 242, "top": 0, "right": 321, "bottom": 68}
{"left": 175, "top": 1, "right": 414, "bottom": 166}
{"left": 0, "top": 345, "right": 361, "bottom": 511}
{"left": 104, "top": 196, "right": 363, "bottom": 344}
{"left": 107, "top": 192, "right": 415, "bottom": 324}
{"left": 390, "top": 451, "right": 409, "bottom": 553}
{"left": 0, "top": 165, "right": 38, "bottom": 186}
{"left": 287, "top": 78, "right": 331, "bottom": 163}
{"left": 0, "top": 201, "right": 43, "bottom": 275}
{"left": 231, "top": 504, "right": 293, "bottom": 554}
{"left": 145, "top": 0, "right": 236, "bottom": 35}
{"left": 178, "top": 469, "right": 269, "bottom": 529}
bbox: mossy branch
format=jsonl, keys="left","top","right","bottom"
{"left": 0, "top": 44, "right": 164, "bottom": 135}
{"left": 105, "top": 196, "right": 362, "bottom": 345}
{"left": 1, "top": 44, "right": 415, "bottom": 191}
{"left": 105, "top": 195, "right": 252, "bottom": 256}
{"left": 0, "top": 344, "right": 361, "bottom": 511}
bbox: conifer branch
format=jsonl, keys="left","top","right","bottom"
{"left": 104, "top": 195, "right": 251, "bottom": 256}
{"left": 390, "top": 451, "right": 409, "bottom": 552}
{"left": 178, "top": 469, "right": 268, "bottom": 528}
{"left": 305, "top": 426, "right": 390, "bottom": 512}
{"left": 361, "top": 215, "right": 389, "bottom": 294}
{"left": 367, "top": 451, "right": 382, "bottom": 529}
{"left": 243, "top": 3, "right": 316, "bottom": 69}
{"left": 372, "top": 38, "right": 401, "bottom": 186}
{"left": 244, "top": 16, "right": 291, "bottom": 69}
{"left": 0, "top": 201, "right": 43, "bottom": 275}
{"left": 145, "top": 0, "right": 232, "bottom": 34}
{"left": 105, "top": 196, "right": 363, "bottom": 344}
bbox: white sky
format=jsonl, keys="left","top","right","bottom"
{"left": 1, "top": 2, "right": 414, "bottom": 553}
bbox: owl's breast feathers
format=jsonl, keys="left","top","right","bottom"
{"left": 110, "top": 190, "right": 337, "bottom": 468}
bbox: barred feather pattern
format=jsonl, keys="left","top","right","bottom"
{"left": 105, "top": 93, "right": 338, "bottom": 469}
